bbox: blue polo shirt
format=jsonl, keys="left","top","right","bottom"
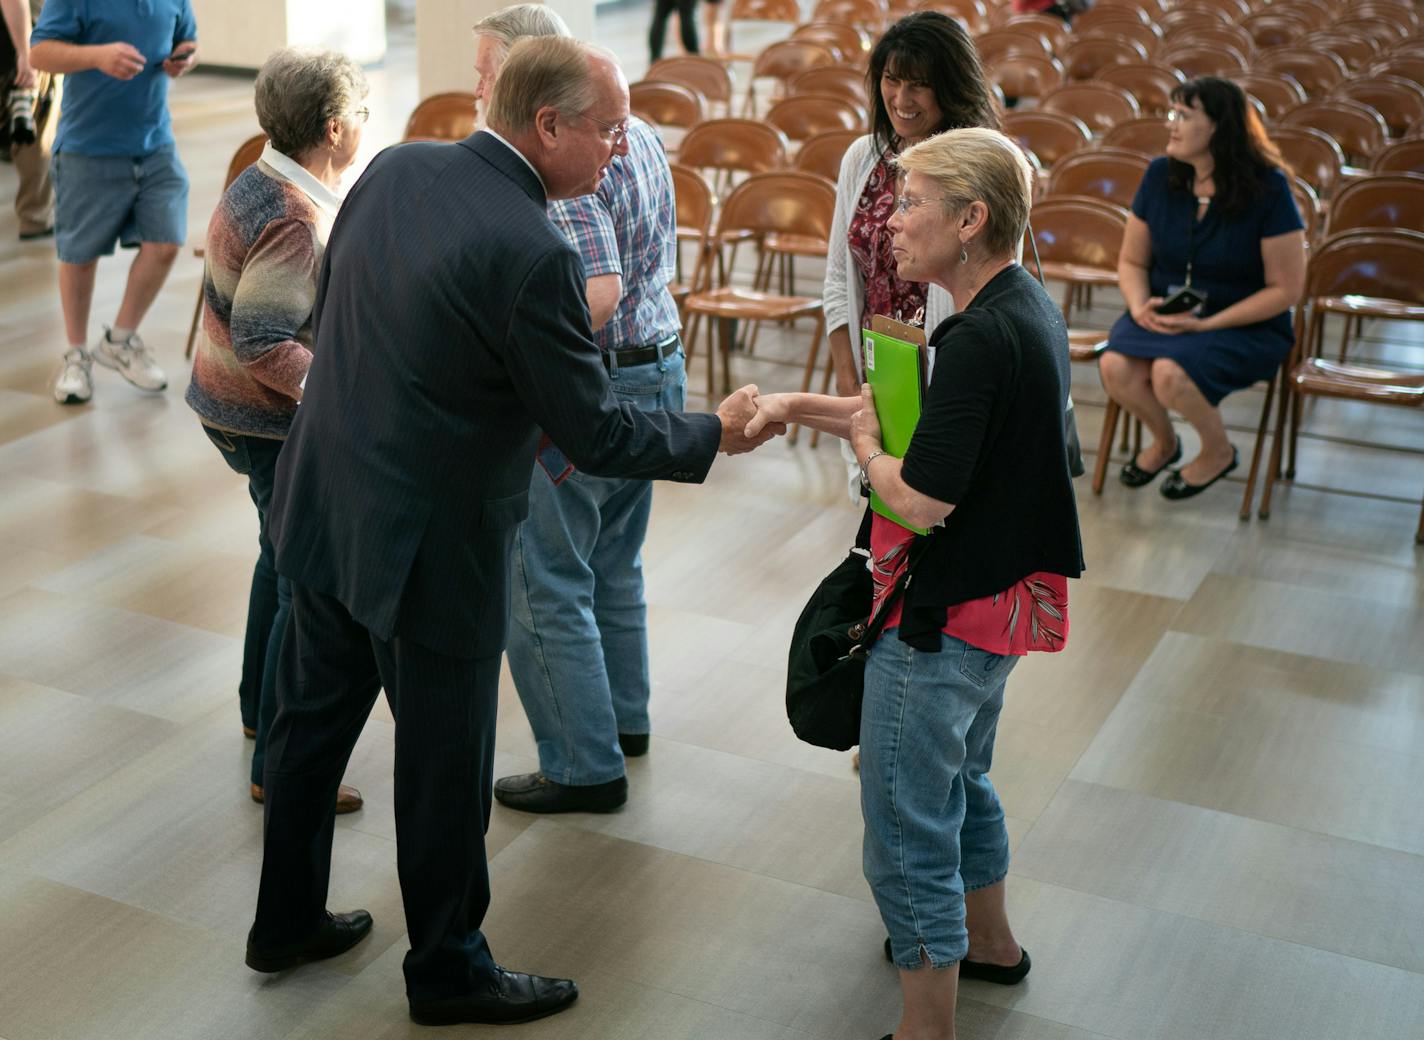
{"left": 32, "top": 0, "right": 197, "bottom": 157}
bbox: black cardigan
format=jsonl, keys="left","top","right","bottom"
{"left": 895, "top": 263, "right": 1084, "bottom": 650}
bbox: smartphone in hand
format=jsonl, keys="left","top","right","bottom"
{"left": 1154, "top": 286, "right": 1207, "bottom": 316}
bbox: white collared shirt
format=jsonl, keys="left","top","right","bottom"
{"left": 479, "top": 127, "right": 546, "bottom": 192}
{"left": 258, "top": 142, "right": 343, "bottom": 220}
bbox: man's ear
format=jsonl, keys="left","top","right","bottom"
{"left": 533, "top": 105, "right": 560, "bottom": 146}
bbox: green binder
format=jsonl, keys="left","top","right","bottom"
{"left": 862, "top": 318, "right": 928, "bottom": 536}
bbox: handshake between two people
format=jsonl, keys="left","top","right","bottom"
{"left": 714, "top": 384, "right": 884, "bottom": 456}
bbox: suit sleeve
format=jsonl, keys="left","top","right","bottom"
{"left": 502, "top": 247, "right": 720, "bottom": 482}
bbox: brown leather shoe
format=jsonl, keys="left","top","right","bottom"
{"left": 250, "top": 783, "right": 364, "bottom": 815}
{"left": 242, "top": 726, "right": 256, "bottom": 739}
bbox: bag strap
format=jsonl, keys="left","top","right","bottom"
{"left": 847, "top": 532, "right": 932, "bottom": 659}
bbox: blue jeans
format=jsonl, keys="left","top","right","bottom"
{"left": 202, "top": 426, "right": 290, "bottom": 788}
{"left": 860, "top": 629, "right": 1019, "bottom": 969}
{"left": 506, "top": 344, "right": 686, "bottom": 786}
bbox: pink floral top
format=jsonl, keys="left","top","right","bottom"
{"left": 870, "top": 514, "right": 1070, "bottom": 656}
{"left": 847, "top": 148, "right": 929, "bottom": 345}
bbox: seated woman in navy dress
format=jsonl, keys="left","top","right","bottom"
{"left": 1100, "top": 77, "right": 1307, "bottom": 499}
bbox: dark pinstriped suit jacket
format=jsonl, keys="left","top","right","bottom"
{"left": 268, "top": 132, "right": 721, "bottom": 659}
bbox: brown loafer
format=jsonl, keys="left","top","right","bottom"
{"left": 250, "top": 783, "right": 364, "bottom": 815}
{"left": 242, "top": 726, "right": 257, "bottom": 739}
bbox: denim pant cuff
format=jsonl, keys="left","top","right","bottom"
{"left": 962, "top": 866, "right": 1010, "bottom": 894}
{"left": 887, "top": 937, "right": 969, "bottom": 970}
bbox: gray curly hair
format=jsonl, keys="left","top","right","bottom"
{"left": 254, "top": 47, "right": 369, "bottom": 159}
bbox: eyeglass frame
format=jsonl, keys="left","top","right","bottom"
{"left": 349, "top": 106, "right": 370, "bottom": 124}
{"left": 894, "top": 191, "right": 956, "bottom": 215}
{"left": 579, "top": 111, "right": 630, "bottom": 144}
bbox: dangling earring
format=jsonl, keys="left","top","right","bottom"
{"left": 958, "top": 246, "right": 969, "bottom": 265}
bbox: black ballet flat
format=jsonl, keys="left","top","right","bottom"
{"left": 883, "top": 938, "right": 1031, "bottom": 985}
{"left": 1160, "top": 447, "right": 1239, "bottom": 500}
{"left": 1118, "top": 437, "right": 1182, "bottom": 488}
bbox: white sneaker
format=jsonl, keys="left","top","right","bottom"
{"left": 93, "top": 327, "right": 167, "bottom": 392}
{"left": 52, "top": 348, "right": 94, "bottom": 405}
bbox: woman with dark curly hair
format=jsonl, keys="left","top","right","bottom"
{"left": 1100, "top": 77, "right": 1307, "bottom": 499}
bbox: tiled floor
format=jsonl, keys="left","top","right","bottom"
{"left": 0, "top": 6, "right": 1421, "bottom": 1040}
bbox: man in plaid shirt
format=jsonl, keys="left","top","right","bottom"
{"left": 474, "top": 5, "right": 688, "bottom": 815}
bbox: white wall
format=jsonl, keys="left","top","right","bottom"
{"left": 191, "top": 0, "right": 387, "bottom": 70}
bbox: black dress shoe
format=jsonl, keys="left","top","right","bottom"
{"left": 1160, "top": 446, "right": 1239, "bottom": 500}
{"left": 883, "top": 937, "right": 1030, "bottom": 984}
{"left": 618, "top": 732, "right": 650, "bottom": 757}
{"left": 1119, "top": 437, "right": 1182, "bottom": 488}
{"left": 246, "top": 910, "right": 373, "bottom": 972}
{"left": 493, "top": 772, "right": 627, "bottom": 814}
{"left": 409, "top": 968, "right": 579, "bottom": 1026}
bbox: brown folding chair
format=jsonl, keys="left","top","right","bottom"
{"left": 1157, "top": 8, "right": 1226, "bottom": 36}
{"left": 1062, "top": 36, "right": 1151, "bottom": 82}
{"left": 975, "top": 28, "right": 1053, "bottom": 67}
{"left": 1072, "top": 4, "right": 1150, "bottom": 32}
{"left": 1308, "top": 32, "right": 1382, "bottom": 73}
{"left": 1290, "top": 174, "right": 1322, "bottom": 247}
{"left": 1281, "top": 99, "right": 1389, "bottom": 168}
{"left": 1094, "top": 64, "right": 1183, "bottom": 117}
{"left": 1370, "top": 54, "right": 1424, "bottom": 90}
{"left": 1331, "top": 76, "right": 1424, "bottom": 139}
{"left": 795, "top": 129, "right": 860, "bottom": 180}
{"left": 682, "top": 172, "right": 836, "bottom": 418}
{"left": 1240, "top": 10, "right": 1311, "bottom": 49}
{"left": 791, "top": 21, "right": 873, "bottom": 64}
{"left": 932, "top": 0, "right": 989, "bottom": 33}
{"left": 984, "top": 55, "right": 1066, "bottom": 106}
{"left": 789, "top": 65, "right": 869, "bottom": 106}
{"left": 1335, "top": 14, "right": 1411, "bottom": 46}
{"left": 1003, "top": 13, "right": 1071, "bottom": 52}
{"left": 743, "top": 39, "right": 838, "bottom": 117}
{"left": 1372, "top": 137, "right": 1424, "bottom": 173}
{"left": 810, "top": 0, "right": 889, "bottom": 31}
{"left": 766, "top": 93, "right": 865, "bottom": 143}
{"left": 1166, "top": 23, "right": 1255, "bottom": 60}
{"left": 1040, "top": 82, "right": 1142, "bottom": 136}
{"left": 186, "top": 133, "right": 268, "bottom": 360}
{"left": 1234, "top": 72, "right": 1309, "bottom": 121}
{"left": 402, "top": 92, "right": 477, "bottom": 142}
{"left": 630, "top": 81, "right": 706, "bottom": 131}
{"left": 1160, "top": 42, "right": 1248, "bottom": 79}
{"left": 1259, "top": 49, "right": 1349, "bottom": 97}
{"left": 1272, "top": 125, "right": 1346, "bottom": 198}
{"left": 1252, "top": 229, "right": 1424, "bottom": 541}
{"left": 1101, "top": 116, "right": 1170, "bottom": 156}
{"left": 649, "top": 56, "right": 736, "bottom": 116}
{"left": 1026, "top": 195, "right": 1129, "bottom": 324}
{"left": 669, "top": 164, "right": 716, "bottom": 334}
{"left": 1001, "top": 110, "right": 1093, "bottom": 168}
{"left": 723, "top": 0, "right": 804, "bottom": 62}
{"left": 1078, "top": 19, "right": 1163, "bottom": 55}
{"left": 1046, "top": 149, "right": 1151, "bottom": 208}
{"left": 1181, "top": 0, "right": 1250, "bottom": 20}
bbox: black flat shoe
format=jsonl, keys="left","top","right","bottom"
{"left": 493, "top": 772, "right": 627, "bottom": 814}
{"left": 246, "top": 909, "right": 373, "bottom": 972}
{"left": 618, "top": 732, "right": 650, "bottom": 757}
{"left": 883, "top": 937, "right": 1031, "bottom": 985}
{"left": 1160, "top": 447, "right": 1239, "bottom": 500}
{"left": 1119, "top": 437, "right": 1182, "bottom": 487}
{"left": 409, "top": 968, "right": 579, "bottom": 1026}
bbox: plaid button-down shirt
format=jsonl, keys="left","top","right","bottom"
{"left": 548, "top": 116, "right": 680, "bottom": 352}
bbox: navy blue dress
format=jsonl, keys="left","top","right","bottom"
{"left": 1106, "top": 157, "right": 1303, "bottom": 406}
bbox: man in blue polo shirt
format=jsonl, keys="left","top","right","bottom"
{"left": 31, "top": 0, "right": 197, "bottom": 405}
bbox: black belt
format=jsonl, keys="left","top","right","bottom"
{"left": 601, "top": 335, "right": 678, "bottom": 370}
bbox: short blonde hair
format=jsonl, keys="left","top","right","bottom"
{"left": 897, "top": 127, "right": 1035, "bottom": 257}
{"left": 485, "top": 36, "right": 598, "bottom": 136}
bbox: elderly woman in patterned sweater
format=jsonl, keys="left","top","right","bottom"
{"left": 186, "top": 47, "right": 368, "bottom": 812}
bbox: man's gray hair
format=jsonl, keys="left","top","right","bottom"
{"left": 486, "top": 36, "right": 603, "bottom": 136}
{"left": 254, "top": 47, "right": 368, "bottom": 160}
{"left": 472, "top": 3, "right": 571, "bottom": 49}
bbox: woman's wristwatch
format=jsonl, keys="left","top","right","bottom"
{"left": 859, "top": 449, "right": 890, "bottom": 494}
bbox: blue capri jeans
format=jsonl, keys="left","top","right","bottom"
{"left": 860, "top": 629, "right": 1019, "bottom": 969}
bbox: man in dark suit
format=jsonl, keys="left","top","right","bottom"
{"left": 244, "top": 37, "right": 776, "bottom": 1027}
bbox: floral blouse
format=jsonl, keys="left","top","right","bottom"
{"left": 847, "top": 148, "right": 929, "bottom": 352}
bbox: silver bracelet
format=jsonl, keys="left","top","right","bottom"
{"left": 859, "top": 449, "right": 890, "bottom": 494}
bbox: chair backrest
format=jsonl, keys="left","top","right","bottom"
{"left": 1040, "top": 82, "right": 1142, "bottom": 135}
{"left": 730, "top": 0, "right": 803, "bottom": 23}
{"left": 225, "top": 133, "right": 268, "bottom": 189}
{"left": 1073, "top": 5, "right": 1150, "bottom": 32}
{"left": 1079, "top": 19, "right": 1162, "bottom": 55}
{"left": 670, "top": 163, "right": 716, "bottom": 242}
{"left": 1324, "top": 172, "right": 1424, "bottom": 235}
{"left": 1062, "top": 36, "right": 1151, "bottom": 81}
{"left": 1371, "top": 54, "right": 1424, "bottom": 89}
{"left": 766, "top": 93, "right": 866, "bottom": 141}
{"left": 714, "top": 171, "right": 839, "bottom": 240}
{"left": 1240, "top": 10, "right": 1311, "bottom": 49}
{"left": 1169, "top": 23, "right": 1255, "bottom": 60}
{"left": 649, "top": 56, "right": 736, "bottom": 110}
{"left": 1003, "top": 13, "right": 1071, "bottom": 52}
{"left": 1281, "top": 99, "right": 1390, "bottom": 165}
{"left": 1304, "top": 32, "right": 1381, "bottom": 72}
{"left": 975, "top": 28, "right": 1053, "bottom": 66}
{"left": 795, "top": 129, "right": 861, "bottom": 180}
{"left": 1046, "top": 149, "right": 1151, "bottom": 208}
{"left": 1094, "top": 64, "right": 1183, "bottom": 116}
{"left": 811, "top": 0, "right": 888, "bottom": 30}
{"left": 1026, "top": 196, "right": 1131, "bottom": 269}
{"left": 403, "top": 92, "right": 477, "bottom": 142}
{"left": 791, "top": 21, "right": 873, "bottom": 63}
{"left": 1289, "top": 174, "right": 1321, "bottom": 243}
{"left": 751, "top": 39, "right": 838, "bottom": 84}
{"left": 1272, "top": 125, "right": 1346, "bottom": 196}
{"left": 1234, "top": 72, "right": 1309, "bottom": 121}
{"left": 679, "top": 119, "right": 790, "bottom": 175}
{"left": 1336, "top": 14, "right": 1410, "bottom": 45}
{"left": 1372, "top": 136, "right": 1424, "bottom": 172}
{"left": 931, "top": 0, "right": 988, "bottom": 33}
{"left": 1181, "top": 0, "right": 1251, "bottom": 20}
{"left": 1001, "top": 110, "right": 1093, "bottom": 167}
{"left": 985, "top": 54, "right": 1065, "bottom": 102}
{"left": 630, "top": 81, "right": 706, "bottom": 129}
{"left": 1157, "top": 8, "right": 1225, "bottom": 36}
{"left": 1101, "top": 116, "right": 1170, "bottom": 156}
{"left": 1303, "top": 228, "right": 1424, "bottom": 304}
{"left": 1161, "top": 42, "right": 1248, "bottom": 79}
{"left": 790, "top": 64, "right": 869, "bottom": 106}
{"left": 1260, "top": 49, "right": 1349, "bottom": 96}
{"left": 1332, "top": 76, "right": 1424, "bottom": 138}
